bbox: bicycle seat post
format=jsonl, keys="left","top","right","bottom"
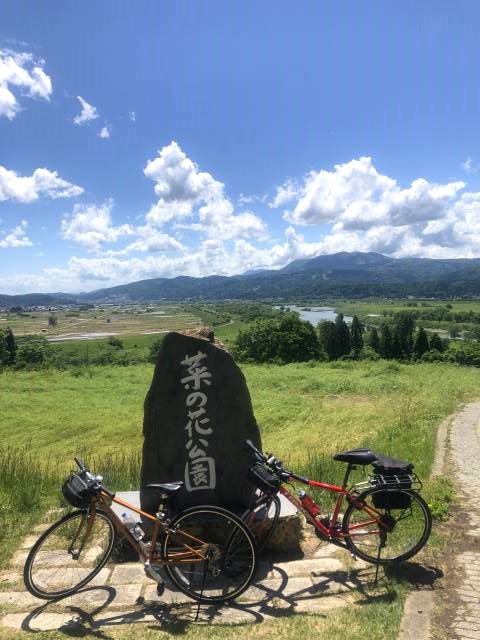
{"left": 341, "top": 463, "right": 356, "bottom": 490}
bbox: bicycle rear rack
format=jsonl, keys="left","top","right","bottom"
{"left": 350, "top": 472, "right": 422, "bottom": 494}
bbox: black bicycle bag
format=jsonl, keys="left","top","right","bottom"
{"left": 247, "top": 463, "right": 281, "bottom": 496}
{"left": 62, "top": 473, "right": 92, "bottom": 508}
{"left": 371, "top": 454, "right": 414, "bottom": 510}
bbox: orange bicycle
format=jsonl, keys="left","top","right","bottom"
{"left": 24, "top": 457, "right": 257, "bottom": 604}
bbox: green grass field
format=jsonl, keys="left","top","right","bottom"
{"left": 333, "top": 298, "right": 480, "bottom": 319}
{"left": 1, "top": 358, "right": 477, "bottom": 638}
{"left": 3, "top": 360, "right": 478, "bottom": 468}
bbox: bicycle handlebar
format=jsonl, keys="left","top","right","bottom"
{"left": 73, "top": 457, "right": 116, "bottom": 499}
{"left": 244, "top": 439, "right": 309, "bottom": 484}
{"left": 74, "top": 456, "right": 87, "bottom": 473}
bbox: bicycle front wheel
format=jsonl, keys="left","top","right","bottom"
{"left": 242, "top": 494, "right": 281, "bottom": 553}
{"left": 24, "top": 510, "right": 115, "bottom": 599}
{"left": 162, "top": 505, "right": 257, "bottom": 603}
{"left": 342, "top": 487, "right": 432, "bottom": 565}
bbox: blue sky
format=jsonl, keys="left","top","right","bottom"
{"left": 1, "top": 1, "right": 480, "bottom": 294}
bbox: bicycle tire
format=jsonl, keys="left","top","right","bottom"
{"left": 342, "top": 487, "right": 432, "bottom": 565}
{"left": 24, "top": 509, "right": 115, "bottom": 599}
{"left": 162, "top": 505, "right": 257, "bottom": 603}
{"left": 242, "top": 494, "right": 281, "bottom": 552}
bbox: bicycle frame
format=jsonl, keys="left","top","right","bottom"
{"left": 278, "top": 464, "right": 390, "bottom": 547}
{"left": 76, "top": 490, "right": 209, "bottom": 567}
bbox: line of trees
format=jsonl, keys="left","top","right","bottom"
{"left": 318, "top": 311, "right": 444, "bottom": 361}
{"left": 233, "top": 311, "right": 450, "bottom": 364}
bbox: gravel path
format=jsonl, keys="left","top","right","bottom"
{"left": 447, "top": 403, "right": 480, "bottom": 639}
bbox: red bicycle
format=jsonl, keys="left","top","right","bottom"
{"left": 243, "top": 440, "right": 432, "bottom": 565}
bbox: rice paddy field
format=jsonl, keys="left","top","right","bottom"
{"left": 0, "top": 305, "right": 201, "bottom": 340}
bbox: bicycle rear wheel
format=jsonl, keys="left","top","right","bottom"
{"left": 24, "top": 510, "right": 115, "bottom": 599}
{"left": 162, "top": 505, "right": 257, "bottom": 603}
{"left": 342, "top": 487, "right": 432, "bottom": 564}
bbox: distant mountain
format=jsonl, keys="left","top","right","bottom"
{"left": 0, "top": 293, "right": 74, "bottom": 307}
{"left": 3, "top": 252, "right": 480, "bottom": 304}
{"left": 77, "top": 252, "right": 480, "bottom": 302}
{"left": 280, "top": 251, "right": 393, "bottom": 274}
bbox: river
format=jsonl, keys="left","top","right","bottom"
{"left": 274, "top": 304, "right": 352, "bottom": 327}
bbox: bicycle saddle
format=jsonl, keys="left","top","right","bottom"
{"left": 145, "top": 482, "right": 184, "bottom": 494}
{"left": 333, "top": 448, "right": 377, "bottom": 465}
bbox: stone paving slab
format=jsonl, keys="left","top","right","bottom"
{"left": 266, "top": 557, "right": 343, "bottom": 579}
{"left": 109, "top": 563, "right": 146, "bottom": 584}
{"left": 0, "top": 593, "right": 354, "bottom": 632}
{"left": 0, "top": 548, "right": 362, "bottom": 632}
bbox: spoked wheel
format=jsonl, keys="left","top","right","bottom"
{"left": 24, "top": 510, "right": 115, "bottom": 599}
{"left": 342, "top": 487, "right": 432, "bottom": 564}
{"left": 242, "top": 494, "right": 280, "bottom": 552}
{"left": 162, "top": 505, "right": 257, "bottom": 603}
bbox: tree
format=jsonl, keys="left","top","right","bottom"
{"left": 107, "top": 336, "right": 123, "bottom": 349}
{"left": 391, "top": 330, "right": 404, "bottom": 360}
{"left": 275, "top": 314, "right": 320, "bottom": 363}
{"left": 335, "top": 314, "right": 351, "bottom": 358}
{"left": 15, "top": 338, "right": 51, "bottom": 368}
{"left": 367, "top": 327, "right": 380, "bottom": 353}
{"left": 448, "top": 324, "right": 460, "bottom": 339}
{"left": 149, "top": 337, "right": 165, "bottom": 363}
{"left": 429, "top": 333, "right": 444, "bottom": 352}
{"left": 413, "top": 328, "right": 430, "bottom": 359}
{"left": 380, "top": 324, "right": 393, "bottom": 359}
{"left": 233, "top": 314, "right": 319, "bottom": 363}
{"left": 392, "top": 311, "right": 415, "bottom": 357}
{"left": 0, "top": 330, "right": 7, "bottom": 365}
{"left": 48, "top": 314, "right": 58, "bottom": 327}
{"left": 318, "top": 321, "right": 338, "bottom": 360}
{"left": 350, "top": 316, "right": 364, "bottom": 351}
{"left": 5, "top": 327, "right": 16, "bottom": 364}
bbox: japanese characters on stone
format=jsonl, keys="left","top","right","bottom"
{"left": 180, "top": 351, "right": 216, "bottom": 492}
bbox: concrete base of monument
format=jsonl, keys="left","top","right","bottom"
{"left": 111, "top": 491, "right": 303, "bottom": 553}
{"left": 111, "top": 491, "right": 299, "bottom": 519}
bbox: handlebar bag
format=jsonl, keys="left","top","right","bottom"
{"left": 247, "top": 463, "right": 281, "bottom": 495}
{"left": 62, "top": 473, "right": 92, "bottom": 508}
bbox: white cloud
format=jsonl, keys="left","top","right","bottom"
{"left": 128, "top": 111, "right": 136, "bottom": 122}
{"left": 73, "top": 96, "right": 99, "bottom": 125}
{"left": 145, "top": 199, "right": 193, "bottom": 226}
{"left": 98, "top": 125, "right": 111, "bottom": 139}
{"left": 60, "top": 201, "right": 134, "bottom": 253}
{"left": 280, "top": 157, "right": 465, "bottom": 232}
{"left": 144, "top": 141, "right": 223, "bottom": 202}
{"left": 269, "top": 179, "right": 299, "bottom": 208}
{"left": 461, "top": 157, "right": 480, "bottom": 174}
{"left": 0, "top": 220, "right": 32, "bottom": 248}
{"left": 238, "top": 193, "right": 268, "bottom": 205}
{"left": 0, "top": 48, "right": 52, "bottom": 119}
{"left": 144, "top": 141, "right": 267, "bottom": 240}
{"left": 102, "top": 226, "right": 186, "bottom": 256}
{"left": 0, "top": 165, "right": 84, "bottom": 203}
{"left": 7, "top": 154, "right": 480, "bottom": 294}
{"left": 282, "top": 157, "right": 396, "bottom": 225}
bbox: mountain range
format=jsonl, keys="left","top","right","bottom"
{"left": 2, "top": 252, "right": 480, "bottom": 305}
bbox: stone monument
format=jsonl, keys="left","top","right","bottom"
{"left": 140, "top": 330, "right": 262, "bottom": 515}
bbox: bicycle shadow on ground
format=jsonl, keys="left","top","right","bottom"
{"left": 384, "top": 561, "right": 444, "bottom": 589}
{"left": 17, "top": 563, "right": 401, "bottom": 635}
